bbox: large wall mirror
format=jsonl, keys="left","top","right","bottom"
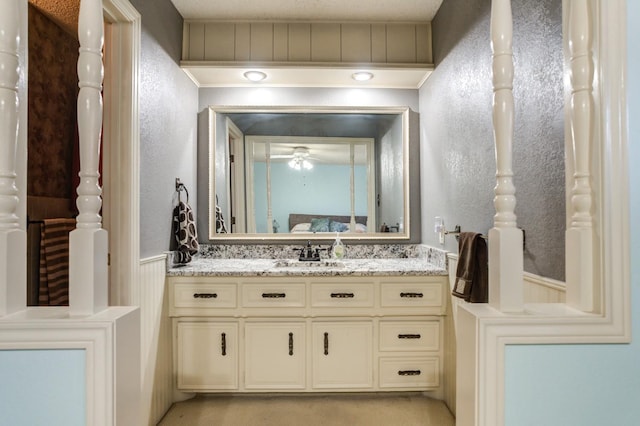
{"left": 199, "top": 106, "right": 421, "bottom": 242}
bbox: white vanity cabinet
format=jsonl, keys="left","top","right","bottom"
{"left": 176, "top": 321, "right": 238, "bottom": 390}
{"left": 312, "top": 321, "right": 373, "bottom": 389}
{"left": 244, "top": 322, "right": 306, "bottom": 390}
{"left": 169, "top": 274, "right": 446, "bottom": 394}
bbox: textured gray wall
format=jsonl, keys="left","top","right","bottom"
{"left": 130, "top": 0, "right": 199, "bottom": 258}
{"left": 422, "top": 0, "right": 565, "bottom": 280}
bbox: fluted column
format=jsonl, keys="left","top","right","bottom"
{"left": 0, "top": 0, "right": 26, "bottom": 316}
{"left": 488, "top": 0, "right": 523, "bottom": 312}
{"left": 69, "top": 0, "right": 109, "bottom": 316}
{"left": 565, "top": 0, "right": 596, "bottom": 312}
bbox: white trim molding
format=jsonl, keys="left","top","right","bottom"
{"left": 0, "top": 307, "right": 141, "bottom": 426}
{"left": 102, "top": 0, "right": 141, "bottom": 307}
{"left": 456, "top": 0, "right": 630, "bottom": 425}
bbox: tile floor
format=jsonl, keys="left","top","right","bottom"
{"left": 158, "top": 393, "right": 455, "bottom": 426}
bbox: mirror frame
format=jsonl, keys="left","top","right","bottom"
{"left": 204, "top": 105, "right": 416, "bottom": 243}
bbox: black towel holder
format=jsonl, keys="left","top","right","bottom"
{"left": 175, "top": 177, "right": 189, "bottom": 203}
{"left": 444, "top": 225, "right": 488, "bottom": 241}
{"left": 445, "top": 224, "right": 525, "bottom": 249}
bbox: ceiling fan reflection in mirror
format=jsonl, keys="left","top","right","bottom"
{"left": 270, "top": 146, "right": 317, "bottom": 170}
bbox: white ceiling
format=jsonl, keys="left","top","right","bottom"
{"left": 172, "top": 0, "right": 443, "bottom": 88}
{"left": 170, "top": 0, "right": 444, "bottom": 22}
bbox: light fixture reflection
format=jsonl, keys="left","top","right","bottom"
{"left": 288, "top": 158, "right": 313, "bottom": 170}
{"left": 243, "top": 70, "right": 267, "bottom": 82}
{"left": 352, "top": 71, "right": 374, "bottom": 82}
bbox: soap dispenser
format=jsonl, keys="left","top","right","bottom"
{"left": 332, "top": 232, "right": 345, "bottom": 259}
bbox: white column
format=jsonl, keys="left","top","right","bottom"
{"left": 69, "top": 0, "right": 109, "bottom": 316}
{"left": 565, "top": 0, "right": 596, "bottom": 312}
{"left": 488, "top": 0, "right": 523, "bottom": 312}
{"left": 0, "top": 0, "right": 26, "bottom": 316}
{"left": 349, "top": 143, "right": 356, "bottom": 230}
{"left": 266, "top": 143, "right": 273, "bottom": 233}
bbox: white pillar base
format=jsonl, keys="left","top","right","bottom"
{"left": 566, "top": 227, "right": 596, "bottom": 312}
{"left": 488, "top": 227, "right": 524, "bottom": 312}
{"left": 0, "top": 229, "right": 26, "bottom": 316}
{"left": 69, "top": 228, "right": 109, "bottom": 316}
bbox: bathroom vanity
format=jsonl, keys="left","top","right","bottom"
{"left": 167, "top": 253, "right": 448, "bottom": 397}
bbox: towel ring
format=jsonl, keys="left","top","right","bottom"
{"left": 175, "top": 178, "right": 189, "bottom": 203}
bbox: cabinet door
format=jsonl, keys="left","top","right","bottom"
{"left": 177, "top": 322, "right": 238, "bottom": 390}
{"left": 312, "top": 322, "right": 373, "bottom": 389}
{"left": 244, "top": 322, "right": 306, "bottom": 390}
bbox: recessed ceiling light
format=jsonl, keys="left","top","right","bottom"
{"left": 352, "top": 71, "right": 374, "bottom": 82}
{"left": 244, "top": 70, "right": 267, "bottom": 82}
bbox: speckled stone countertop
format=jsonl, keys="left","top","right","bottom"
{"left": 167, "top": 244, "right": 448, "bottom": 277}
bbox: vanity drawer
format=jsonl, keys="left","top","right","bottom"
{"left": 380, "top": 281, "right": 443, "bottom": 308}
{"left": 310, "top": 282, "right": 374, "bottom": 307}
{"left": 241, "top": 282, "right": 306, "bottom": 307}
{"left": 173, "top": 283, "right": 237, "bottom": 309}
{"left": 378, "top": 357, "right": 439, "bottom": 389}
{"left": 379, "top": 321, "right": 440, "bottom": 352}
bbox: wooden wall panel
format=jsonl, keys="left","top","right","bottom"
{"left": 387, "top": 24, "right": 416, "bottom": 63}
{"left": 416, "top": 23, "right": 432, "bottom": 64}
{"left": 288, "top": 23, "right": 311, "bottom": 61}
{"left": 204, "top": 23, "right": 235, "bottom": 61}
{"left": 139, "top": 255, "right": 173, "bottom": 425}
{"left": 371, "top": 24, "right": 387, "bottom": 62}
{"left": 311, "top": 23, "right": 341, "bottom": 62}
{"left": 183, "top": 21, "right": 434, "bottom": 66}
{"left": 341, "top": 24, "right": 371, "bottom": 63}
{"left": 251, "top": 23, "right": 274, "bottom": 61}
{"left": 187, "top": 22, "right": 205, "bottom": 61}
{"left": 273, "top": 23, "right": 288, "bottom": 61}
{"left": 235, "top": 23, "right": 251, "bottom": 61}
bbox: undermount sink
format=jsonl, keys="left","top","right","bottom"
{"left": 273, "top": 259, "right": 345, "bottom": 268}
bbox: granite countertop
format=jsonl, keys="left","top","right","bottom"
{"left": 167, "top": 257, "right": 447, "bottom": 277}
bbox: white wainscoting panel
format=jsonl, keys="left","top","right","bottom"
{"left": 443, "top": 284, "right": 457, "bottom": 416}
{"left": 523, "top": 272, "right": 566, "bottom": 303}
{"left": 139, "top": 255, "right": 172, "bottom": 425}
{"left": 444, "top": 253, "right": 566, "bottom": 416}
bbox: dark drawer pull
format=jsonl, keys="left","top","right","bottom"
{"left": 400, "top": 292, "right": 423, "bottom": 298}
{"left": 330, "top": 292, "right": 355, "bottom": 298}
{"left": 221, "top": 332, "right": 226, "bottom": 356}
{"left": 193, "top": 293, "right": 217, "bottom": 299}
{"left": 324, "top": 332, "right": 329, "bottom": 355}
{"left": 289, "top": 332, "right": 294, "bottom": 356}
{"left": 262, "top": 292, "right": 286, "bottom": 298}
{"left": 398, "top": 334, "right": 421, "bottom": 339}
{"left": 398, "top": 370, "right": 421, "bottom": 376}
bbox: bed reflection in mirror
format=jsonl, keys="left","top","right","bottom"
{"left": 201, "top": 106, "right": 416, "bottom": 241}
{"left": 246, "top": 136, "right": 374, "bottom": 234}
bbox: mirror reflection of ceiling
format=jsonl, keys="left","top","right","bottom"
{"left": 229, "top": 113, "right": 396, "bottom": 166}
{"left": 170, "top": 0, "right": 444, "bottom": 22}
{"left": 251, "top": 140, "right": 369, "bottom": 167}
{"left": 227, "top": 113, "right": 397, "bottom": 138}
